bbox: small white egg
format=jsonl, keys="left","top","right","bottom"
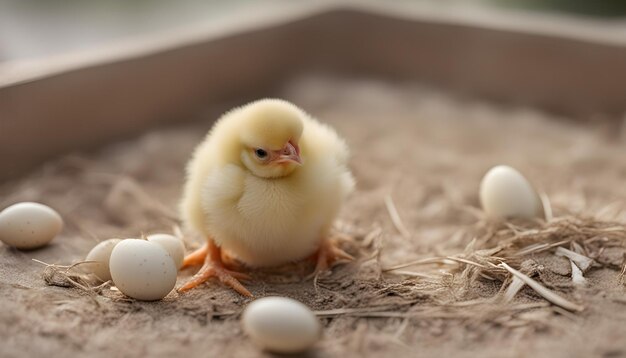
{"left": 85, "top": 238, "right": 122, "bottom": 281}
{"left": 147, "top": 233, "right": 185, "bottom": 269}
{"left": 109, "top": 239, "right": 177, "bottom": 301}
{"left": 242, "top": 297, "right": 321, "bottom": 353}
{"left": 0, "top": 202, "right": 63, "bottom": 249}
{"left": 479, "top": 165, "right": 542, "bottom": 220}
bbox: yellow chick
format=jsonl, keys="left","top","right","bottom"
{"left": 178, "top": 99, "right": 355, "bottom": 296}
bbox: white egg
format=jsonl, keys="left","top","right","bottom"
{"left": 109, "top": 239, "right": 177, "bottom": 301}
{"left": 0, "top": 202, "right": 63, "bottom": 249}
{"left": 479, "top": 165, "right": 542, "bottom": 220}
{"left": 242, "top": 297, "right": 321, "bottom": 353}
{"left": 85, "top": 238, "right": 122, "bottom": 281}
{"left": 147, "top": 233, "right": 185, "bottom": 269}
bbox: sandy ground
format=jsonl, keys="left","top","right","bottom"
{"left": 1, "top": 77, "right": 626, "bottom": 358}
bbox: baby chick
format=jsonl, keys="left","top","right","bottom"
{"left": 178, "top": 99, "right": 355, "bottom": 296}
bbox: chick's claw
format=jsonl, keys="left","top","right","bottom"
{"left": 307, "top": 238, "right": 355, "bottom": 280}
{"left": 178, "top": 263, "right": 252, "bottom": 297}
{"left": 178, "top": 240, "right": 253, "bottom": 297}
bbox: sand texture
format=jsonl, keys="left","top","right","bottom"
{"left": 1, "top": 77, "right": 625, "bottom": 358}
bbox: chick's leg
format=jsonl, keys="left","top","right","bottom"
{"left": 181, "top": 244, "right": 209, "bottom": 268}
{"left": 308, "top": 235, "right": 354, "bottom": 279}
{"left": 178, "top": 240, "right": 252, "bottom": 297}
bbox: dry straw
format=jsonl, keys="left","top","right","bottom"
{"left": 383, "top": 215, "right": 626, "bottom": 313}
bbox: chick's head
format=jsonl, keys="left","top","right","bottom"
{"left": 239, "top": 99, "right": 304, "bottom": 178}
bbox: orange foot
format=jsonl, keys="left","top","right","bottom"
{"left": 307, "top": 236, "right": 355, "bottom": 280}
{"left": 181, "top": 244, "right": 209, "bottom": 268}
{"left": 178, "top": 240, "right": 253, "bottom": 297}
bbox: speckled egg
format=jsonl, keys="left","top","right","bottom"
{"left": 0, "top": 202, "right": 63, "bottom": 249}
{"left": 109, "top": 239, "right": 177, "bottom": 301}
{"left": 242, "top": 296, "right": 321, "bottom": 353}
{"left": 147, "top": 233, "right": 185, "bottom": 269}
{"left": 85, "top": 238, "right": 122, "bottom": 281}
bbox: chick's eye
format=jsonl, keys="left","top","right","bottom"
{"left": 254, "top": 148, "right": 268, "bottom": 160}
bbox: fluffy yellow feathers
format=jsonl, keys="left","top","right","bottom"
{"left": 179, "top": 99, "right": 354, "bottom": 294}
{"left": 181, "top": 99, "right": 354, "bottom": 294}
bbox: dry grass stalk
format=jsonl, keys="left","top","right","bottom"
{"left": 390, "top": 270, "right": 440, "bottom": 279}
{"left": 34, "top": 259, "right": 108, "bottom": 293}
{"left": 503, "top": 276, "right": 525, "bottom": 303}
{"left": 539, "top": 191, "right": 553, "bottom": 222}
{"left": 382, "top": 257, "right": 455, "bottom": 272}
{"left": 384, "top": 195, "right": 411, "bottom": 238}
{"left": 500, "top": 262, "right": 583, "bottom": 312}
{"left": 515, "top": 239, "right": 571, "bottom": 257}
{"left": 314, "top": 301, "right": 550, "bottom": 320}
{"left": 314, "top": 304, "right": 412, "bottom": 317}
{"left": 362, "top": 226, "right": 383, "bottom": 248}
{"left": 570, "top": 260, "right": 586, "bottom": 287}
{"left": 555, "top": 247, "right": 594, "bottom": 271}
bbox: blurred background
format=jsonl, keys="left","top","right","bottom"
{"left": 2, "top": 0, "right": 626, "bottom": 63}
{"left": 2, "top": 0, "right": 625, "bottom": 181}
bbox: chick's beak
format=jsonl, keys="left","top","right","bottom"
{"left": 274, "top": 141, "right": 302, "bottom": 165}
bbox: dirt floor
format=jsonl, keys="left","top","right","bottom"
{"left": 1, "top": 77, "right": 625, "bottom": 358}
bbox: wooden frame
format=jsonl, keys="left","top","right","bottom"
{"left": 1, "top": 3, "right": 625, "bottom": 180}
